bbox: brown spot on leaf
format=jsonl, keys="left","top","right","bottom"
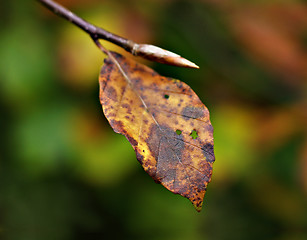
{"left": 105, "top": 86, "right": 117, "bottom": 101}
{"left": 127, "top": 135, "right": 138, "bottom": 147}
{"left": 181, "top": 106, "right": 205, "bottom": 120}
{"left": 122, "top": 103, "right": 132, "bottom": 114}
{"left": 202, "top": 143, "right": 215, "bottom": 163}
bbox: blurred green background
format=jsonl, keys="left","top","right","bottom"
{"left": 1, "top": 0, "right": 307, "bottom": 239}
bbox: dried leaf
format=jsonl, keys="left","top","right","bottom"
{"left": 99, "top": 52, "right": 215, "bottom": 211}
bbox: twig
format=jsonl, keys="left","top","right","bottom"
{"left": 38, "top": 0, "right": 134, "bottom": 51}
{"left": 38, "top": 0, "right": 199, "bottom": 68}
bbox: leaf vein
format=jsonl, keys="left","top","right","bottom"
{"left": 141, "top": 86, "right": 191, "bottom": 96}
{"left": 167, "top": 136, "right": 214, "bottom": 158}
{"left": 149, "top": 107, "right": 207, "bottom": 123}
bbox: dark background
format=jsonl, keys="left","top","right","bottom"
{"left": 1, "top": 0, "right": 307, "bottom": 239}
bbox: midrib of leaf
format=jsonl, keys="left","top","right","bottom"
{"left": 106, "top": 52, "right": 194, "bottom": 186}
{"left": 106, "top": 52, "right": 161, "bottom": 130}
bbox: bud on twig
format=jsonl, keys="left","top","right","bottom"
{"left": 132, "top": 44, "right": 199, "bottom": 69}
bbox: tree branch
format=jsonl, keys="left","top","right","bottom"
{"left": 37, "top": 0, "right": 199, "bottom": 69}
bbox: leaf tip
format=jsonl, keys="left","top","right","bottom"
{"left": 189, "top": 190, "right": 206, "bottom": 212}
{"left": 195, "top": 205, "right": 203, "bottom": 212}
{"left": 191, "top": 197, "right": 204, "bottom": 212}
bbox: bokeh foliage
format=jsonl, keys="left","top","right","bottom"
{"left": 1, "top": 0, "right": 307, "bottom": 240}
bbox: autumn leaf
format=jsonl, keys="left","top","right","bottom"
{"left": 99, "top": 52, "right": 215, "bottom": 211}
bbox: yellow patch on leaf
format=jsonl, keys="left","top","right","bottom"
{"left": 99, "top": 52, "right": 215, "bottom": 211}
